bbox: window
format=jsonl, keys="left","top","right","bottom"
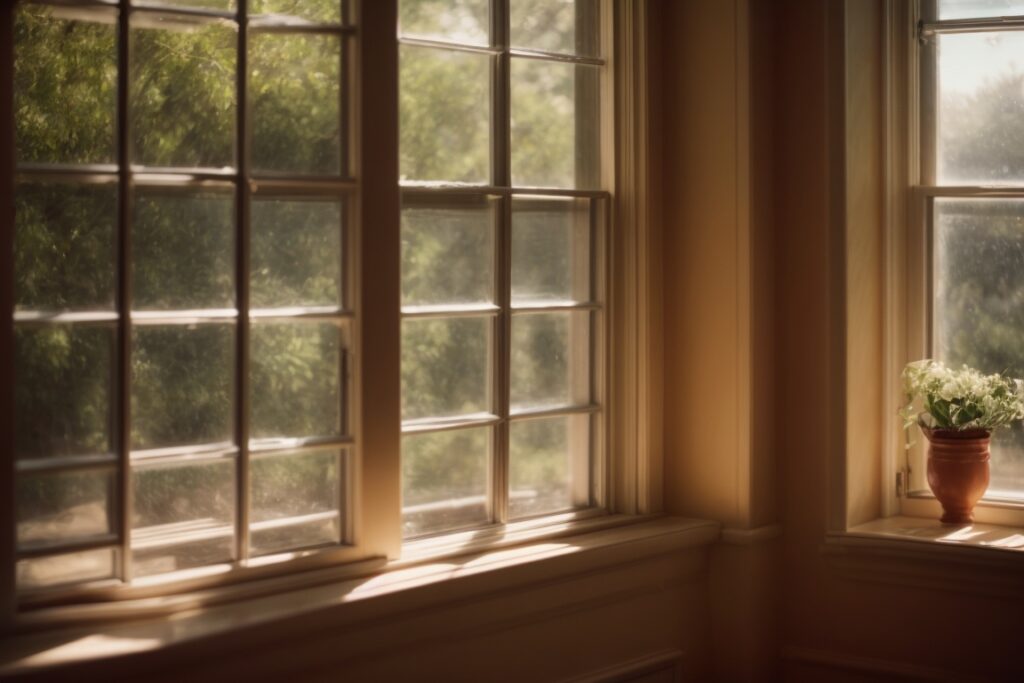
{"left": 397, "top": 0, "right": 609, "bottom": 538}
{"left": 912, "top": 0, "right": 1024, "bottom": 504}
{"left": 1, "top": 0, "right": 622, "bottom": 608}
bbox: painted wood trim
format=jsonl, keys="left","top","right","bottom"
{"left": 719, "top": 524, "right": 782, "bottom": 546}
{"left": 565, "top": 649, "right": 684, "bottom": 683}
{"left": 783, "top": 645, "right": 986, "bottom": 683}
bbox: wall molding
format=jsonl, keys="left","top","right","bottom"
{"left": 784, "top": 645, "right": 992, "bottom": 683}
{"left": 565, "top": 649, "right": 684, "bottom": 683}
{"left": 719, "top": 523, "right": 782, "bottom": 546}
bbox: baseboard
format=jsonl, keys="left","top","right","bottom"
{"left": 783, "top": 645, "right": 994, "bottom": 683}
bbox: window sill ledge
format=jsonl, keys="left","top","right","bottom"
{"left": 0, "top": 516, "right": 720, "bottom": 678}
{"left": 822, "top": 515, "right": 1024, "bottom": 599}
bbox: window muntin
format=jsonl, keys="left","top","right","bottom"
{"left": 398, "top": 0, "right": 607, "bottom": 538}
{"left": 11, "top": 0, "right": 355, "bottom": 594}
{"left": 918, "top": 0, "right": 1024, "bottom": 501}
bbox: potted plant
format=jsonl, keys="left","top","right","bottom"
{"left": 901, "top": 359, "right": 1024, "bottom": 524}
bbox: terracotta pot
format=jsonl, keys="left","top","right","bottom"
{"left": 922, "top": 426, "right": 991, "bottom": 524}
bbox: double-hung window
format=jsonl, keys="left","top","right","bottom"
{"left": 911, "top": 0, "right": 1024, "bottom": 506}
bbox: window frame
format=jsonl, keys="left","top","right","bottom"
{"left": 0, "top": 0, "right": 664, "bottom": 627}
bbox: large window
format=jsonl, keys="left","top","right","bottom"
{"left": 915, "top": 0, "right": 1024, "bottom": 502}
{"left": 398, "top": 0, "right": 608, "bottom": 538}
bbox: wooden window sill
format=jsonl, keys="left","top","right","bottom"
{"left": 0, "top": 516, "right": 720, "bottom": 678}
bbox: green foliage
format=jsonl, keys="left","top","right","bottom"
{"left": 901, "top": 359, "right": 1024, "bottom": 432}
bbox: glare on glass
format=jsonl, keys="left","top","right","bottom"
{"left": 934, "top": 199, "right": 1024, "bottom": 496}
{"left": 131, "top": 459, "right": 235, "bottom": 578}
{"left": 402, "top": 427, "right": 490, "bottom": 536}
{"left": 133, "top": 190, "right": 235, "bottom": 311}
{"left": 17, "top": 469, "right": 115, "bottom": 546}
{"left": 399, "top": 0, "right": 490, "bottom": 45}
{"left": 17, "top": 548, "right": 117, "bottom": 591}
{"left": 938, "top": 0, "right": 1024, "bottom": 19}
{"left": 250, "top": 450, "right": 341, "bottom": 555}
{"left": 250, "top": 323, "right": 343, "bottom": 440}
{"left": 15, "top": 182, "right": 117, "bottom": 312}
{"left": 510, "top": 311, "right": 590, "bottom": 410}
{"left": 401, "top": 198, "right": 496, "bottom": 307}
{"left": 131, "top": 325, "right": 235, "bottom": 451}
{"left": 251, "top": 199, "right": 343, "bottom": 309}
{"left": 250, "top": 0, "right": 341, "bottom": 23}
{"left": 250, "top": 33, "right": 341, "bottom": 175}
{"left": 400, "top": 46, "right": 491, "bottom": 184}
{"left": 14, "top": 5, "right": 116, "bottom": 165}
{"left": 509, "top": 415, "right": 588, "bottom": 519}
{"left": 937, "top": 32, "right": 1024, "bottom": 185}
{"left": 511, "top": 59, "right": 600, "bottom": 188}
{"left": 402, "top": 317, "right": 491, "bottom": 420}
{"left": 131, "top": 18, "right": 236, "bottom": 168}
{"left": 15, "top": 325, "right": 114, "bottom": 460}
{"left": 511, "top": 198, "right": 591, "bottom": 305}
{"left": 510, "top": 0, "right": 600, "bottom": 57}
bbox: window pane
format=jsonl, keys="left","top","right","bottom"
{"left": 17, "top": 469, "right": 115, "bottom": 546}
{"left": 15, "top": 326, "right": 114, "bottom": 460}
{"left": 250, "top": 33, "right": 341, "bottom": 175}
{"left": 511, "top": 59, "right": 599, "bottom": 188}
{"left": 402, "top": 198, "right": 496, "bottom": 307}
{"left": 510, "top": 311, "right": 589, "bottom": 411}
{"left": 402, "top": 317, "right": 490, "bottom": 420}
{"left": 400, "top": 46, "right": 490, "bottom": 184}
{"left": 132, "top": 459, "right": 235, "bottom": 577}
{"left": 131, "top": 18, "right": 236, "bottom": 168}
{"left": 14, "top": 5, "right": 116, "bottom": 165}
{"left": 512, "top": 198, "right": 591, "bottom": 305}
{"left": 509, "top": 415, "right": 588, "bottom": 519}
{"left": 133, "top": 1, "right": 234, "bottom": 10}
{"left": 510, "top": 0, "right": 600, "bottom": 57}
{"left": 251, "top": 199, "right": 342, "bottom": 309}
{"left": 251, "top": 0, "right": 341, "bottom": 23}
{"left": 939, "top": 0, "right": 1024, "bottom": 19}
{"left": 132, "top": 325, "right": 235, "bottom": 450}
{"left": 937, "top": 32, "right": 1024, "bottom": 185}
{"left": 15, "top": 182, "right": 117, "bottom": 312}
{"left": 133, "top": 190, "right": 235, "bottom": 311}
{"left": 250, "top": 323, "right": 342, "bottom": 440}
{"left": 934, "top": 198, "right": 1024, "bottom": 495}
{"left": 399, "top": 0, "right": 490, "bottom": 46}
{"left": 402, "top": 427, "right": 489, "bottom": 536}
{"left": 250, "top": 450, "right": 341, "bottom": 555}
{"left": 17, "top": 548, "right": 117, "bottom": 591}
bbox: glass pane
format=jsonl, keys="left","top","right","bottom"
{"left": 250, "top": 450, "right": 340, "bottom": 555}
{"left": 511, "top": 59, "right": 600, "bottom": 188}
{"left": 15, "top": 326, "right": 114, "bottom": 460}
{"left": 939, "top": 0, "right": 1024, "bottom": 19}
{"left": 509, "top": 415, "right": 588, "bottom": 518}
{"left": 399, "top": 0, "right": 490, "bottom": 45}
{"left": 251, "top": 199, "right": 342, "bottom": 309}
{"left": 133, "top": 190, "right": 235, "bottom": 311}
{"left": 251, "top": 0, "right": 341, "bottom": 23}
{"left": 17, "top": 469, "right": 115, "bottom": 546}
{"left": 250, "top": 323, "right": 342, "bottom": 440}
{"left": 934, "top": 199, "right": 1024, "bottom": 494}
{"left": 17, "top": 548, "right": 117, "bottom": 591}
{"left": 133, "top": 1, "right": 234, "bottom": 10}
{"left": 402, "top": 427, "right": 489, "bottom": 536}
{"left": 15, "top": 182, "right": 116, "bottom": 312}
{"left": 510, "top": 0, "right": 600, "bottom": 57}
{"left": 250, "top": 33, "right": 341, "bottom": 175}
{"left": 14, "top": 5, "right": 116, "bottom": 165}
{"left": 510, "top": 311, "right": 589, "bottom": 410}
{"left": 400, "top": 46, "right": 490, "bottom": 184}
{"left": 937, "top": 32, "right": 1024, "bottom": 185}
{"left": 131, "top": 18, "right": 236, "bottom": 168}
{"left": 401, "top": 198, "right": 495, "bottom": 307}
{"left": 132, "top": 325, "right": 235, "bottom": 450}
{"left": 132, "top": 459, "right": 235, "bottom": 577}
{"left": 402, "top": 317, "right": 490, "bottom": 420}
{"left": 512, "top": 198, "right": 591, "bottom": 305}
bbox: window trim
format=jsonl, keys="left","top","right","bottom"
{"left": 0, "top": 0, "right": 665, "bottom": 628}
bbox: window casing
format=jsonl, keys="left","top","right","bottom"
{"left": 904, "top": 0, "right": 1024, "bottom": 514}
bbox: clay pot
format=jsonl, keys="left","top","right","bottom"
{"left": 922, "top": 426, "right": 991, "bottom": 525}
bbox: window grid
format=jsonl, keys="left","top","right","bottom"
{"left": 13, "top": 0, "right": 357, "bottom": 594}
{"left": 398, "top": 0, "right": 610, "bottom": 538}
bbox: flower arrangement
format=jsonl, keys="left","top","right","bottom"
{"left": 901, "top": 359, "right": 1024, "bottom": 434}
